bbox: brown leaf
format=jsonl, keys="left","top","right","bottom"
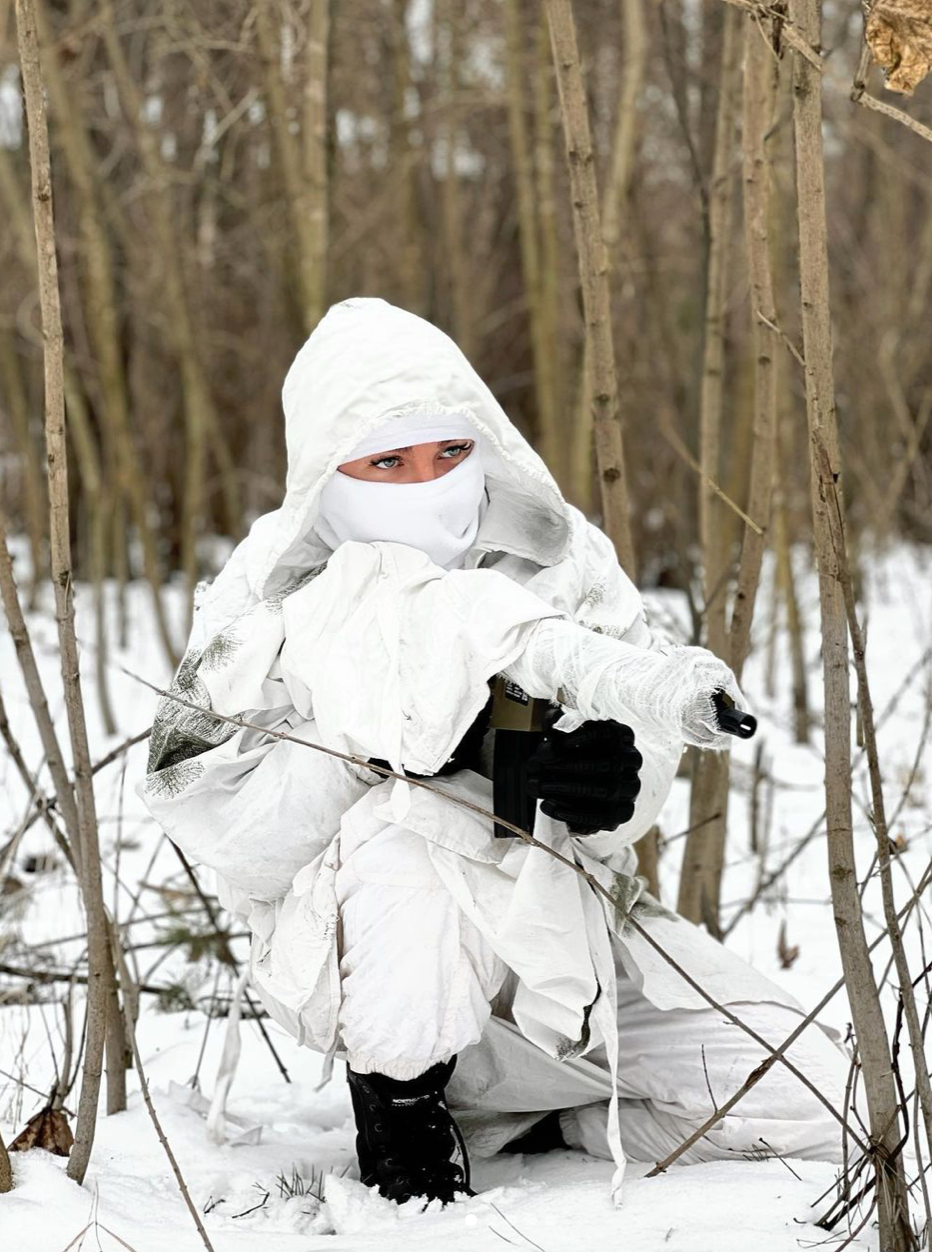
{"left": 866, "top": 0, "right": 932, "bottom": 95}
{"left": 9, "top": 1107, "right": 74, "bottom": 1157}
{"left": 777, "top": 920, "right": 800, "bottom": 970}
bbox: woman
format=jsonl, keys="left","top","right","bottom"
{"left": 141, "top": 297, "right": 846, "bottom": 1208}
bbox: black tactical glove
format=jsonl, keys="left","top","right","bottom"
{"left": 525, "top": 709, "right": 642, "bottom": 836}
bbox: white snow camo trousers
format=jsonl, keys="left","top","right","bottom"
{"left": 334, "top": 794, "right": 846, "bottom": 1166}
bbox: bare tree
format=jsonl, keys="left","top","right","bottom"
{"left": 678, "top": 5, "right": 742, "bottom": 928}
{"left": 790, "top": 0, "right": 916, "bottom": 1240}
{"left": 601, "top": 0, "right": 648, "bottom": 259}
{"left": 255, "top": 0, "right": 329, "bottom": 333}
{"left": 14, "top": 0, "right": 127, "bottom": 1183}
{"left": 726, "top": 23, "right": 779, "bottom": 683}
{"left": 568, "top": 0, "right": 648, "bottom": 512}
{"left": 533, "top": 21, "right": 563, "bottom": 468}
{"left": 772, "top": 420, "right": 811, "bottom": 743}
{"left": 34, "top": 0, "right": 179, "bottom": 667}
{"left": 0, "top": 329, "right": 45, "bottom": 605}
{"left": 0, "top": 0, "right": 928, "bottom": 587}
{"left": 816, "top": 430, "right": 932, "bottom": 1219}
{"left": 387, "top": 0, "right": 425, "bottom": 314}
{"left": 96, "top": 0, "right": 240, "bottom": 619}
{"left": 545, "top": 0, "right": 636, "bottom": 575}
{"left": 503, "top": 0, "right": 559, "bottom": 465}
{"left": 304, "top": 0, "right": 331, "bottom": 330}
{"left": 437, "top": 0, "right": 474, "bottom": 358}
{"left": 61, "top": 371, "right": 116, "bottom": 735}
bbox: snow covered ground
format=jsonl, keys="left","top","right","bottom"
{"left": 2, "top": 542, "right": 931, "bottom": 1252}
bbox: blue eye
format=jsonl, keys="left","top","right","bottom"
{"left": 441, "top": 443, "right": 472, "bottom": 458}
{"left": 371, "top": 456, "right": 401, "bottom": 469}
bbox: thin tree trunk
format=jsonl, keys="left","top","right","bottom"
{"left": 569, "top": 0, "right": 647, "bottom": 511}
{"left": 678, "top": 6, "right": 741, "bottom": 927}
{"left": 34, "top": 0, "right": 179, "bottom": 667}
{"left": 256, "top": 0, "right": 328, "bottom": 333}
{"left": 62, "top": 369, "right": 116, "bottom": 736}
{"left": 533, "top": 20, "right": 561, "bottom": 453}
{"left": 0, "top": 520, "right": 81, "bottom": 856}
{"left": 698, "top": 0, "right": 740, "bottom": 662}
{"left": 731, "top": 26, "right": 779, "bottom": 674}
{"left": 97, "top": 0, "right": 239, "bottom": 618}
{"left": 0, "top": 1128, "right": 11, "bottom": 1192}
{"left": 545, "top": 0, "right": 636, "bottom": 575}
{"left": 568, "top": 343, "right": 594, "bottom": 513}
{"left": 0, "top": 137, "right": 37, "bottom": 257}
{"left": 601, "top": 0, "right": 647, "bottom": 256}
{"left": 388, "top": 0, "right": 423, "bottom": 314}
{"left": 773, "top": 418, "right": 811, "bottom": 743}
{"left": 816, "top": 432, "right": 932, "bottom": 1192}
{"left": 688, "top": 17, "right": 780, "bottom": 929}
{"left": 504, "top": 0, "right": 558, "bottom": 465}
{"left": 112, "top": 497, "right": 130, "bottom": 650}
{"left": 0, "top": 147, "right": 116, "bottom": 639}
{"left": 51, "top": 986, "right": 76, "bottom": 1113}
{"left": 15, "top": 0, "right": 126, "bottom": 1179}
{"left": 304, "top": 0, "right": 330, "bottom": 330}
{"left": 438, "top": 0, "right": 473, "bottom": 357}
{"left": 0, "top": 329, "right": 45, "bottom": 604}
{"left": 789, "top": 0, "right": 915, "bottom": 1240}
{"left": 636, "top": 825, "right": 661, "bottom": 899}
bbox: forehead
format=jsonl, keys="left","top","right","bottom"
{"left": 353, "top": 438, "right": 468, "bottom": 458}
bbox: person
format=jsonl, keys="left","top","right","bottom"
{"left": 140, "top": 297, "right": 846, "bottom": 1208}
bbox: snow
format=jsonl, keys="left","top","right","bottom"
{"left": 2, "top": 541, "right": 931, "bottom": 1252}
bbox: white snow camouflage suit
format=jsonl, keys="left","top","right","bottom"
{"left": 140, "top": 297, "right": 846, "bottom": 1201}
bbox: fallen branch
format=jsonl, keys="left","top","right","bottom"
{"left": 0, "top": 962, "right": 173, "bottom": 999}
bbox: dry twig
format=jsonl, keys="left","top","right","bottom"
{"left": 650, "top": 856, "right": 932, "bottom": 1174}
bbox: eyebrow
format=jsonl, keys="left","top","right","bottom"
{"left": 370, "top": 439, "right": 472, "bottom": 456}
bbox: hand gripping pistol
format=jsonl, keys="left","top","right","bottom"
{"left": 489, "top": 677, "right": 756, "bottom": 839}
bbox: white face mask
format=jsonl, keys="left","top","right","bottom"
{"left": 314, "top": 447, "right": 486, "bottom": 569}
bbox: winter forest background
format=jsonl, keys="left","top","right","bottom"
{"left": 2, "top": 0, "right": 932, "bottom": 1249}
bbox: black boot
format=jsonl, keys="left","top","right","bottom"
{"left": 347, "top": 1057, "right": 472, "bottom": 1205}
{"left": 499, "top": 1109, "right": 568, "bottom": 1155}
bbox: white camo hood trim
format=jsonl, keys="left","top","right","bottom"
{"left": 245, "top": 298, "right": 572, "bottom": 597}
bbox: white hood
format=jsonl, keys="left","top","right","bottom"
{"left": 244, "top": 298, "right": 572, "bottom": 598}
